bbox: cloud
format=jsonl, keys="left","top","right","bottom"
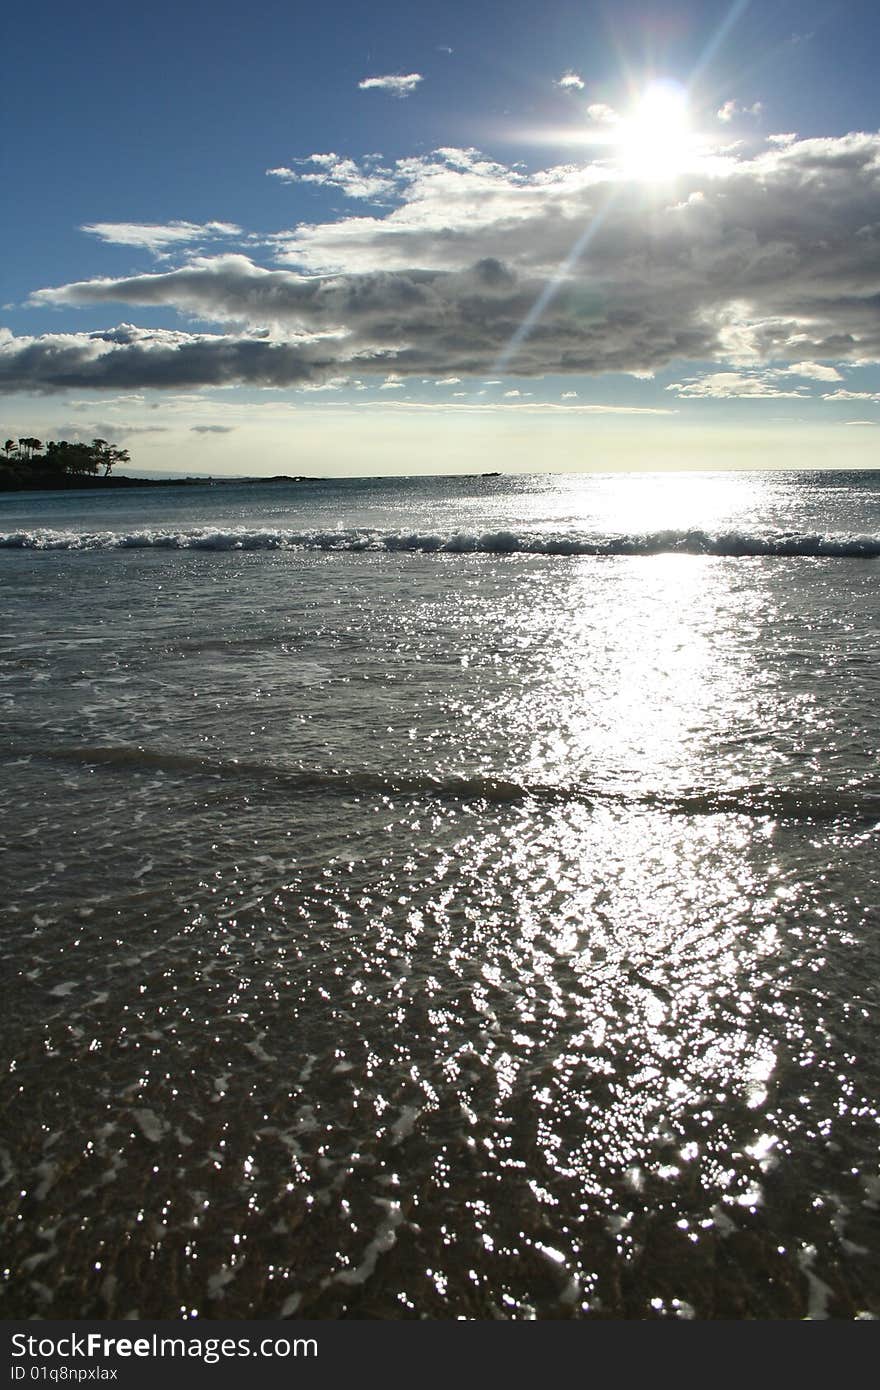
{"left": 821, "top": 388, "right": 880, "bottom": 402}
{"left": 11, "top": 133, "right": 880, "bottom": 392}
{"left": 717, "top": 100, "right": 763, "bottom": 123}
{"left": 300, "top": 376, "right": 350, "bottom": 391}
{"left": 81, "top": 221, "right": 243, "bottom": 254}
{"left": 560, "top": 390, "right": 578, "bottom": 398}
{"left": 586, "top": 103, "right": 619, "bottom": 125}
{"left": 556, "top": 72, "right": 585, "bottom": 91}
{"left": 50, "top": 421, "right": 169, "bottom": 439}
{"left": 34, "top": 250, "right": 714, "bottom": 381}
{"left": 667, "top": 372, "right": 808, "bottom": 399}
{"left": 267, "top": 155, "right": 395, "bottom": 201}
{"left": 191, "top": 424, "right": 236, "bottom": 433}
{"left": 434, "top": 376, "right": 461, "bottom": 385}
{"left": 779, "top": 361, "right": 843, "bottom": 381}
{"left": 358, "top": 74, "right": 422, "bottom": 97}
{"left": 354, "top": 399, "right": 676, "bottom": 414}
{"left": 0, "top": 324, "right": 340, "bottom": 393}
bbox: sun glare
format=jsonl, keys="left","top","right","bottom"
{"left": 617, "top": 80, "right": 693, "bottom": 179}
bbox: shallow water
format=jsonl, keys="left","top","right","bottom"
{"left": 1, "top": 471, "right": 879, "bottom": 1318}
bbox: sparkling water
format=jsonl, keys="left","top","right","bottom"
{"left": 1, "top": 470, "right": 878, "bottom": 1318}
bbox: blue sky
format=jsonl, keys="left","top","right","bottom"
{"left": 3, "top": 0, "right": 879, "bottom": 474}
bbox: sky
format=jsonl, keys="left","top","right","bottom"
{"left": 2, "top": 0, "right": 879, "bottom": 475}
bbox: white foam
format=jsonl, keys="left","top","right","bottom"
{"left": 33, "top": 1160, "right": 59, "bottom": 1200}
{"left": 797, "top": 1245, "right": 835, "bottom": 1319}
{"left": 207, "top": 1266, "right": 238, "bottom": 1299}
{"left": 389, "top": 1105, "right": 420, "bottom": 1145}
{"left": 132, "top": 1109, "right": 167, "bottom": 1143}
{"left": 244, "top": 1032, "right": 275, "bottom": 1063}
{"left": 2, "top": 524, "right": 879, "bottom": 558}
{"left": 331, "top": 1198, "right": 403, "bottom": 1287}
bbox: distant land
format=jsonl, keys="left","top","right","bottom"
{"left": 0, "top": 473, "right": 318, "bottom": 491}
{"left": 0, "top": 436, "right": 318, "bottom": 491}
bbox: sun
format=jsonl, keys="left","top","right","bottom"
{"left": 616, "top": 80, "right": 693, "bottom": 179}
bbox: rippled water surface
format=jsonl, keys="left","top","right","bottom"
{"left": 1, "top": 471, "right": 879, "bottom": 1318}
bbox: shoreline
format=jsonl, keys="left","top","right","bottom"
{"left": 0, "top": 472, "right": 319, "bottom": 493}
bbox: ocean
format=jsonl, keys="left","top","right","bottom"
{"left": 1, "top": 468, "right": 878, "bottom": 1320}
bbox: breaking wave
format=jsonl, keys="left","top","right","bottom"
{"left": 2, "top": 525, "right": 880, "bottom": 557}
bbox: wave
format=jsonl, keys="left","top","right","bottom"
{"left": 1, "top": 525, "right": 879, "bottom": 558}
{"left": 10, "top": 744, "right": 880, "bottom": 820}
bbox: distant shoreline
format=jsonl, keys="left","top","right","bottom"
{"left": 0, "top": 473, "right": 318, "bottom": 493}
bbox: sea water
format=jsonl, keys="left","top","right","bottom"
{"left": 1, "top": 469, "right": 878, "bottom": 1319}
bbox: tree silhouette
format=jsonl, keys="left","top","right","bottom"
{"left": 91, "top": 438, "right": 130, "bottom": 476}
{"left": 2, "top": 434, "right": 132, "bottom": 484}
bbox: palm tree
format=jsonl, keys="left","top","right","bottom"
{"left": 17, "top": 437, "right": 42, "bottom": 461}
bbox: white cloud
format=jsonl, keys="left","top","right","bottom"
{"left": 586, "top": 103, "right": 619, "bottom": 125}
{"left": 81, "top": 221, "right": 243, "bottom": 254}
{"left": 358, "top": 73, "right": 422, "bottom": 97}
{"left": 560, "top": 390, "right": 578, "bottom": 398}
{"left": 717, "top": 100, "right": 764, "bottom": 123}
{"left": 300, "top": 376, "right": 350, "bottom": 391}
{"left": 355, "top": 400, "right": 676, "bottom": 414}
{"left": 434, "top": 376, "right": 461, "bottom": 385}
{"left": 821, "top": 389, "right": 880, "bottom": 402}
{"left": 779, "top": 361, "right": 843, "bottom": 381}
{"left": 267, "top": 155, "right": 395, "bottom": 201}
{"left": 667, "top": 372, "right": 809, "bottom": 399}
{"left": 556, "top": 72, "right": 585, "bottom": 91}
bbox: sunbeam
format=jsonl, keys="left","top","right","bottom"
{"left": 493, "top": 193, "right": 617, "bottom": 375}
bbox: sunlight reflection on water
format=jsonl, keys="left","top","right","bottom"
{"left": 2, "top": 473, "right": 879, "bottom": 1318}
